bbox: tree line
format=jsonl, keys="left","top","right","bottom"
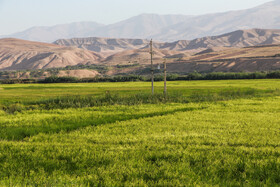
{"left": 1, "top": 71, "right": 280, "bottom": 84}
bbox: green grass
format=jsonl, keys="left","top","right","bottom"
{"left": 0, "top": 80, "right": 280, "bottom": 186}
{"left": 0, "top": 79, "right": 279, "bottom": 104}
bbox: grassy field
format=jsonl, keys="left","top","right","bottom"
{"left": 0, "top": 80, "right": 280, "bottom": 186}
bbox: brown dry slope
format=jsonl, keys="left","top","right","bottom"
{"left": 54, "top": 38, "right": 152, "bottom": 56}
{"left": 54, "top": 29, "right": 280, "bottom": 54}
{"left": 181, "top": 29, "right": 280, "bottom": 50}
{"left": 103, "top": 47, "right": 188, "bottom": 65}
{"left": 184, "top": 44, "right": 280, "bottom": 61}
{"left": 0, "top": 38, "right": 102, "bottom": 70}
{"left": 167, "top": 44, "right": 280, "bottom": 73}
{"left": 57, "top": 69, "right": 100, "bottom": 78}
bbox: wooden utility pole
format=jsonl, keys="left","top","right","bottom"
{"left": 150, "top": 39, "right": 154, "bottom": 95}
{"left": 164, "top": 58, "right": 167, "bottom": 97}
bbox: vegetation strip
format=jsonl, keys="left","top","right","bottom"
{"left": 0, "top": 105, "right": 206, "bottom": 141}
{"left": 1, "top": 71, "right": 280, "bottom": 84}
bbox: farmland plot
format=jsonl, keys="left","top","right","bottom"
{"left": 0, "top": 80, "right": 279, "bottom": 186}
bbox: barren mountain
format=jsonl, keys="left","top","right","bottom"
{"left": 166, "top": 44, "right": 280, "bottom": 73}
{"left": 106, "top": 43, "right": 280, "bottom": 74}
{"left": 54, "top": 38, "right": 153, "bottom": 56}
{"left": 3, "top": 0, "right": 280, "bottom": 42}
{"left": 91, "top": 14, "right": 191, "bottom": 40}
{"left": 0, "top": 38, "right": 102, "bottom": 70}
{"left": 167, "top": 58, "right": 280, "bottom": 74}
{"left": 98, "top": 40, "right": 280, "bottom": 74}
{"left": 55, "top": 29, "right": 280, "bottom": 55}
{"left": 153, "top": 0, "right": 280, "bottom": 41}
{"left": 172, "top": 29, "right": 280, "bottom": 50}
{"left": 183, "top": 44, "right": 280, "bottom": 62}
{"left": 1, "top": 15, "right": 189, "bottom": 43}
{"left": 103, "top": 48, "right": 186, "bottom": 65}
{"left": 2, "top": 22, "right": 104, "bottom": 43}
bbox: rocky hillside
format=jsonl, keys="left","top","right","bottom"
{"left": 102, "top": 48, "right": 186, "bottom": 65}
{"left": 173, "top": 29, "right": 280, "bottom": 50}
{"left": 55, "top": 29, "right": 280, "bottom": 54}
{"left": 54, "top": 38, "right": 152, "bottom": 55}
{"left": 166, "top": 44, "right": 280, "bottom": 73}
{"left": 0, "top": 38, "right": 102, "bottom": 70}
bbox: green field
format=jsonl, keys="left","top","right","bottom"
{"left": 0, "top": 80, "right": 280, "bottom": 186}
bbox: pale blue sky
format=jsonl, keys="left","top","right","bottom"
{"left": 0, "top": 0, "right": 273, "bottom": 35}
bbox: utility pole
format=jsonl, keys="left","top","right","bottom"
{"left": 164, "top": 58, "right": 167, "bottom": 97}
{"left": 150, "top": 39, "right": 154, "bottom": 95}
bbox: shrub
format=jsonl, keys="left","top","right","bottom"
{"left": 39, "top": 76, "right": 78, "bottom": 83}
{"left": 267, "top": 71, "right": 280, "bottom": 78}
{"left": 6, "top": 104, "right": 25, "bottom": 114}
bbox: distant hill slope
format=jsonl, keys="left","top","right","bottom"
{"left": 1, "top": 15, "right": 189, "bottom": 43}
{"left": 0, "top": 38, "right": 102, "bottom": 70}
{"left": 182, "top": 44, "right": 280, "bottom": 62}
{"left": 2, "top": 22, "right": 104, "bottom": 43}
{"left": 90, "top": 14, "right": 191, "bottom": 40}
{"left": 174, "top": 29, "right": 280, "bottom": 50}
{"left": 54, "top": 29, "right": 280, "bottom": 54}
{"left": 151, "top": 0, "right": 280, "bottom": 41}
{"left": 54, "top": 38, "right": 152, "bottom": 56}
{"left": 102, "top": 48, "right": 186, "bottom": 65}
{"left": 103, "top": 41, "right": 280, "bottom": 74}
{"left": 166, "top": 44, "right": 280, "bottom": 74}
{"left": 3, "top": 0, "right": 280, "bottom": 42}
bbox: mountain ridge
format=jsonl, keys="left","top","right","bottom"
{"left": 0, "top": 38, "right": 102, "bottom": 70}
{"left": 1, "top": 22, "right": 104, "bottom": 43}
{"left": 54, "top": 28, "right": 280, "bottom": 54}
{"left": 2, "top": 0, "right": 280, "bottom": 42}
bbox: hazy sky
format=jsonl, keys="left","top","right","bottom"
{"left": 0, "top": 0, "right": 273, "bottom": 35}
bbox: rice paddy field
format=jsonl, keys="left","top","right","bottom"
{"left": 0, "top": 80, "right": 280, "bottom": 186}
